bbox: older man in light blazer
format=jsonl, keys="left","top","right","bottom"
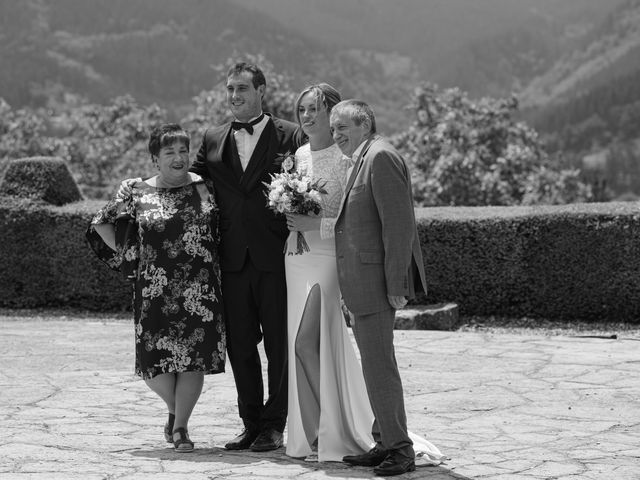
{"left": 330, "top": 99, "right": 427, "bottom": 476}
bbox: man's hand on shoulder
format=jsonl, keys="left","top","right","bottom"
{"left": 116, "top": 177, "right": 142, "bottom": 201}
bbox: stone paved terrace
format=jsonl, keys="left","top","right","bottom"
{"left": 1, "top": 312, "right": 639, "bottom": 479}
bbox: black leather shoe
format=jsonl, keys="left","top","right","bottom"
{"left": 373, "top": 452, "right": 416, "bottom": 476}
{"left": 250, "top": 428, "right": 284, "bottom": 452}
{"left": 224, "top": 428, "right": 259, "bottom": 450}
{"left": 343, "top": 446, "right": 389, "bottom": 466}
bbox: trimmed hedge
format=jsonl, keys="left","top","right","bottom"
{"left": 0, "top": 196, "right": 130, "bottom": 310}
{"left": 415, "top": 203, "right": 640, "bottom": 322}
{"left": 0, "top": 157, "right": 82, "bottom": 205}
{"left": 1, "top": 195, "right": 639, "bottom": 322}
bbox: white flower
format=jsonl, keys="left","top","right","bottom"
{"left": 268, "top": 190, "right": 280, "bottom": 201}
{"left": 282, "top": 156, "right": 295, "bottom": 172}
{"left": 308, "top": 191, "right": 321, "bottom": 203}
{"left": 295, "top": 181, "right": 307, "bottom": 194}
{"left": 141, "top": 265, "right": 167, "bottom": 298}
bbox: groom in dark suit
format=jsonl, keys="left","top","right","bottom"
{"left": 191, "top": 62, "right": 305, "bottom": 451}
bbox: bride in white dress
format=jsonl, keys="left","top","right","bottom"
{"left": 284, "top": 84, "right": 444, "bottom": 465}
{"left": 284, "top": 84, "right": 372, "bottom": 461}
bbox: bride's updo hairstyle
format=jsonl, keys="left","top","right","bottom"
{"left": 294, "top": 83, "right": 341, "bottom": 126}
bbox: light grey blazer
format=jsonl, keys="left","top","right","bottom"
{"left": 334, "top": 135, "right": 427, "bottom": 316}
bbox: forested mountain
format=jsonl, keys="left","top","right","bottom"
{"left": 1, "top": 0, "right": 639, "bottom": 197}
{"left": 0, "top": 0, "right": 326, "bottom": 106}
{"left": 519, "top": 0, "right": 640, "bottom": 198}
{"left": 234, "top": 0, "right": 627, "bottom": 98}
{"left": 520, "top": 1, "right": 640, "bottom": 107}
{"left": 0, "top": 0, "right": 630, "bottom": 129}
{"left": 0, "top": 0, "right": 422, "bottom": 131}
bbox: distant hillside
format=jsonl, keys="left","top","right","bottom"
{"left": 2, "top": 0, "right": 628, "bottom": 108}
{"left": 519, "top": 0, "right": 640, "bottom": 108}
{"left": 0, "top": 0, "right": 422, "bottom": 132}
{"left": 522, "top": 0, "right": 640, "bottom": 145}
{"left": 0, "top": 0, "right": 327, "bottom": 107}
{"left": 234, "top": 0, "right": 627, "bottom": 97}
{"left": 517, "top": 0, "right": 640, "bottom": 198}
{"left": 1, "top": 0, "right": 639, "bottom": 148}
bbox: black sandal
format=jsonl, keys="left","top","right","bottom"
{"left": 172, "top": 427, "right": 194, "bottom": 453}
{"left": 164, "top": 413, "right": 175, "bottom": 443}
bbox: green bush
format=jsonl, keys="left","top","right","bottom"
{"left": 1, "top": 196, "right": 640, "bottom": 322}
{"left": 393, "top": 83, "right": 592, "bottom": 207}
{"left": 0, "top": 196, "right": 130, "bottom": 310}
{"left": 0, "top": 157, "right": 82, "bottom": 205}
{"left": 416, "top": 202, "right": 640, "bottom": 321}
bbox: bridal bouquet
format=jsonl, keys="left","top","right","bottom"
{"left": 264, "top": 153, "right": 326, "bottom": 255}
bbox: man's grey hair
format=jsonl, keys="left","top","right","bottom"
{"left": 331, "top": 99, "right": 377, "bottom": 134}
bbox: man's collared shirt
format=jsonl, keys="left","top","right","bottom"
{"left": 346, "top": 139, "right": 368, "bottom": 179}
{"left": 233, "top": 113, "right": 269, "bottom": 171}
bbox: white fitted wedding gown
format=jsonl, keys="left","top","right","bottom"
{"left": 285, "top": 143, "right": 372, "bottom": 461}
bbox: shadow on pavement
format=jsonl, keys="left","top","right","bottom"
{"left": 129, "top": 447, "right": 473, "bottom": 479}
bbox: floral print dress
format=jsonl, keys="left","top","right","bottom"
{"left": 86, "top": 178, "right": 225, "bottom": 379}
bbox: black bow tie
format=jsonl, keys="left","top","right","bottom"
{"left": 231, "top": 114, "right": 265, "bottom": 135}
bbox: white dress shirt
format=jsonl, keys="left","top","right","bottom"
{"left": 346, "top": 139, "right": 367, "bottom": 180}
{"left": 233, "top": 113, "right": 269, "bottom": 171}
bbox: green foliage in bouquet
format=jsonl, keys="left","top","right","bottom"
{"left": 393, "top": 83, "right": 593, "bottom": 207}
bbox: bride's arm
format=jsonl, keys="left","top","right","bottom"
{"left": 319, "top": 217, "right": 337, "bottom": 239}
{"left": 319, "top": 154, "right": 349, "bottom": 240}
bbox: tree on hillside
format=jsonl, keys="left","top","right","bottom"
{"left": 59, "top": 95, "right": 167, "bottom": 198}
{"left": 0, "top": 93, "right": 167, "bottom": 199}
{"left": 0, "top": 98, "right": 62, "bottom": 161}
{"left": 0, "top": 97, "right": 70, "bottom": 185}
{"left": 393, "top": 83, "right": 592, "bottom": 206}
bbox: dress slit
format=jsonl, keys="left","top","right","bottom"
{"left": 294, "top": 282, "right": 322, "bottom": 446}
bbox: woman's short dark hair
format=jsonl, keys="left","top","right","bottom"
{"left": 227, "top": 62, "right": 266, "bottom": 89}
{"left": 294, "top": 83, "right": 342, "bottom": 126}
{"left": 148, "top": 123, "right": 190, "bottom": 158}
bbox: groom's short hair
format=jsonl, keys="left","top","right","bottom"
{"left": 331, "top": 100, "right": 377, "bottom": 134}
{"left": 227, "top": 62, "right": 266, "bottom": 89}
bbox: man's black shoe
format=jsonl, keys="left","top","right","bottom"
{"left": 373, "top": 452, "right": 416, "bottom": 476}
{"left": 342, "top": 446, "right": 389, "bottom": 466}
{"left": 224, "top": 428, "right": 259, "bottom": 450}
{"left": 250, "top": 428, "right": 283, "bottom": 452}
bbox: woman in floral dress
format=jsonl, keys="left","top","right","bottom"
{"left": 87, "top": 123, "right": 225, "bottom": 452}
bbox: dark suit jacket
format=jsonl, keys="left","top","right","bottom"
{"left": 335, "top": 135, "right": 427, "bottom": 315}
{"left": 191, "top": 114, "right": 305, "bottom": 272}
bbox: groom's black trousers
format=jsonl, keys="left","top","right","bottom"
{"left": 222, "top": 255, "right": 288, "bottom": 433}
